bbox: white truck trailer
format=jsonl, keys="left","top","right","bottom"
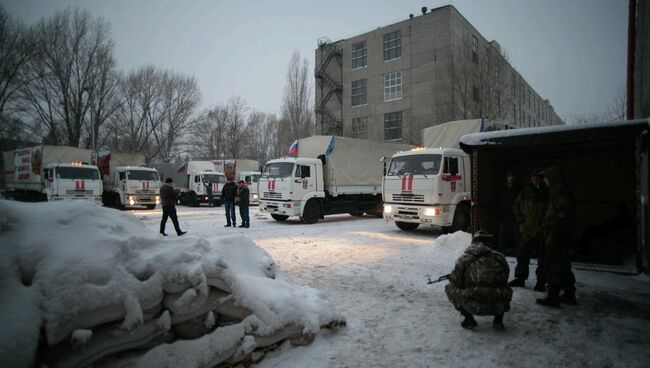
{"left": 259, "top": 136, "right": 411, "bottom": 224}
{"left": 2, "top": 145, "right": 102, "bottom": 203}
{"left": 214, "top": 159, "right": 261, "bottom": 205}
{"left": 382, "top": 119, "right": 499, "bottom": 231}
{"left": 94, "top": 151, "right": 161, "bottom": 209}
{"left": 154, "top": 161, "right": 227, "bottom": 207}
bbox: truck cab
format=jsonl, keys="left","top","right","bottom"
{"left": 181, "top": 171, "right": 227, "bottom": 206}
{"left": 108, "top": 167, "right": 161, "bottom": 209}
{"left": 42, "top": 163, "right": 102, "bottom": 204}
{"left": 238, "top": 170, "right": 261, "bottom": 205}
{"left": 382, "top": 148, "right": 471, "bottom": 232}
{"left": 258, "top": 157, "right": 323, "bottom": 222}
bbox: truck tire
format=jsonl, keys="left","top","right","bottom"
{"left": 271, "top": 214, "right": 289, "bottom": 222}
{"left": 187, "top": 192, "right": 199, "bottom": 207}
{"left": 113, "top": 194, "right": 124, "bottom": 210}
{"left": 145, "top": 204, "right": 156, "bottom": 210}
{"left": 349, "top": 211, "right": 365, "bottom": 217}
{"left": 301, "top": 200, "right": 320, "bottom": 224}
{"left": 450, "top": 203, "right": 471, "bottom": 232}
{"left": 396, "top": 221, "right": 419, "bottom": 231}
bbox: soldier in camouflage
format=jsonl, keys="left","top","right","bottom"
{"left": 536, "top": 166, "right": 577, "bottom": 307}
{"left": 445, "top": 231, "right": 513, "bottom": 330}
{"left": 509, "top": 169, "right": 548, "bottom": 291}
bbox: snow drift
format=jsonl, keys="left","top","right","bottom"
{"left": 0, "top": 200, "right": 344, "bottom": 367}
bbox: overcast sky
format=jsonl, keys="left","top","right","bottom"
{"left": 2, "top": 0, "right": 628, "bottom": 121}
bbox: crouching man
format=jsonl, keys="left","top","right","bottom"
{"left": 445, "top": 231, "right": 513, "bottom": 330}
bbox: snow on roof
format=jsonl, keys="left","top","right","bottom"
{"left": 459, "top": 119, "right": 650, "bottom": 147}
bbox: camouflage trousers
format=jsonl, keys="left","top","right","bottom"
{"left": 445, "top": 284, "right": 512, "bottom": 316}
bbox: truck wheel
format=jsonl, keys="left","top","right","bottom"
{"left": 271, "top": 214, "right": 289, "bottom": 222}
{"left": 187, "top": 192, "right": 199, "bottom": 207}
{"left": 145, "top": 204, "right": 156, "bottom": 210}
{"left": 450, "top": 203, "right": 471, "bottom": 232}
{"left": 396, "top": 221, "right": 419, "bottom": 231}
{"left": 301, "top": 200, "right": 320, "bottom": 224}
{"left": 349, "top": 211, "right": 365, "bottom": 217}
{"left": 113, "top": 194, "right": 124, "bottom": 210}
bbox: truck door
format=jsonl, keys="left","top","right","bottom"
{"left": 294, "top": 164, "right": 314, "bottom": 202}
{"left": 193, "top": 175, "right": 203, "bottom": 194}
{"left": 442, "top": 156, "right": 462, "bottom": 203}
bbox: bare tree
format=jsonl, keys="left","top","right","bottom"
{"left": 187, "top": 105, "right": 228, "bottom": 159}
{"left": 243, "top": 110, "right": 280, "bottom": 163}
{"left": 0, "top": 7, "right": 35, "bottom": 122}
{"left": 222, "top": 96, "right": 247, "bottom": 158}
{"left": 280, "top": 51, "right": 314, "bottom": 149}
{"left": 109, "top": 66, "right": 200, "bottom": 162}
{"left": 608, "top": 86, "right": 626, "bottom": 121}
{"left": 17, "top": 8, "right": 118, "bottom": 148}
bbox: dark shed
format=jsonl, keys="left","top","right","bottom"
{"left": 459, "top": 119, "right": 649, "bottom": 273}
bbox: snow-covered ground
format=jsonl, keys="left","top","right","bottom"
{"left": 130, "top": 205, "right": 650, "bottom": 368}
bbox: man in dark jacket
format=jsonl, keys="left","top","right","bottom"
{"left": 536, "top": 166, "right": 577, "bottom": 307}
{"left": 445, "top": 231, "right": 513, "bottom": 330}
{"left": 159, "top": 178, "right": 186, "bottom": 236}
{"left": 497, "top": 171, "right": 522, "bottom": 254}
{"left": 509, "top": 169, "right": 548, "bottom": 291}
{"left": 237, "top": 180, "right": 250, "bottom": 228}
{"left": 221, "top": 177, "right": 238, "bottom": 227}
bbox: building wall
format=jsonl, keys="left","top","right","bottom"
{"left": 634, "top": 0, "right": 650, "bottom": 119}
{"left": 315, "top": 5, "right": 563, "bottom": 145}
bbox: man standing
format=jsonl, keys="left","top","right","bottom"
{"left": 237, "top": 180, "right": 250, "bottom": 228}
{"left": 509, "top": 169, "right": 548, "bottom": 291}
{"left": 159, "top": 178, "right": 187, "bottom": 236}
{"left": 497, "top": 171, "right": 522, "bottom": 254}
{"left": 445, "top": 231, "right": 512, "bottom": 330}
{"left": 204, "top": 180, "right": 214, "bottom": 207}
{"left": 221, "top": 177, "right": 238, "bottom": 227}
{"left": 537, "top": 166, "right": 577, "bottom": 307}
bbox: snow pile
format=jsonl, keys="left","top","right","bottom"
{"left": 0, "top": 200, "right": 344, "bottom": 367}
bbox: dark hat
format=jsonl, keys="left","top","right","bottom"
{"left": 505, "top": 171, "right": 515, "bottom": 178}
{"left": 531, "top": 168, "right": 543, "bottom": 177}
{"left": 238, "top": 180, "right": 245, "bottom": 184}
{"left": 472, "top": 230, "right": 494, "bottom": 244}
{"left": 165, "top": 178, "right": 173, "bottom": 183}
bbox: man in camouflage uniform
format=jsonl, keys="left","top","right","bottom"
{"left": 509, "top": 169, "right": 548, "bottom": 291}
{"left": 445, "top": 231, "right": 513, "bottom": 330}
{"left": 536, "top": 166, "right": 577, "bottom": 307}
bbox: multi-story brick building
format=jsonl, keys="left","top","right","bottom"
{"left": 315, "top": 5, "right": 564, "bottom": 145}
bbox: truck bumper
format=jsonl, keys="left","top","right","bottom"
{"left": 51, "top": 195, "right": 102, "bottom": 205}
{"left": 259, "top": 200, "right": 300, "bottom": 216}
{"left": 382, "top": 203, "right": 452, "bottom": 226}
{"left": 124, "top": 194, "right": 160, "bottom": 206}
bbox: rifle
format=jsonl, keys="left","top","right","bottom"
{"left": 427, "top": 274, "right": 451, "bottom": 285}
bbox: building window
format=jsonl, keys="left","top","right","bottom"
{"left": 352, "top": 117, "right": 368, "bottom": 139}
{"left": 472, "top": 35, "right": 478, "bottom": 63}
{"left": 351, "top": 79, "right": 367, "bottom": 107}
{"left": 384, "top": 71, "right": 402, "bottom": 101}
{"left": 383, "top": 31, "right": 401, "bottom": 61}
{"left": 384, "top": 111, "right": 402, "bottom": 141}
{"left": 352, "top": 41, "right": 367, "bottom": 70}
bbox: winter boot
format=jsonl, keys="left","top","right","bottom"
{"left": 493, "top": 314, "right": 505, "bottom": 330}
{"left": 559, "top": 291, "right": 577, "bottom": 305}
{"left": 533, "top": 281, "right": 546, "bottom": 292}
{"left": 461, "top": 315, "right": 477, "bottom": 330}
{"left": 508, "top": 278, "right": 525, "bottom": 287}
{"left": 536, "top": 289, "right": 561, "bottom": 308}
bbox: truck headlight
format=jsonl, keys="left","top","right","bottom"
{"left": 128, "top": 196, "right": 135, "bottom": 206}
{"left": 253, "top": 194, "right": 258, "bottom": 199}
{"left": 424, "top": 207, "right": 441, "bottom": 216}
{"left": 384, "top": 205, "right": 392, "bottom": 214}
{"left": 155, "top": 196, "right": 160, "bottom": 204}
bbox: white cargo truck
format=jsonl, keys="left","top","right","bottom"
{"left": 259, "top": 136, "right": 411, "bottom": 223}
{"left": 94, "top": 151, "right": 161, "bottom": 210}
{"left": 2, "top": 145, "right": 102, "bottom": 203}
{"left": 214, "top": 159, "right": 261, "bottom": 205}
{"left": 154, "top": 161, "right": 227, "bottom": 207}
{"left": 382, "top": 119, "right": 500, "bottom": 231}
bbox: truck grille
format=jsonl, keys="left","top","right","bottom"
{"left": 136, "top": 190, "right": 155, "bottom": 194}
{"left": 392, "top": 193, "right": 425, "bottom": 203}
{"left": 263, "top": 192, "right": 282, "bottom": 200}
{"left": 66, "top": 190, "right": 92, "bottom": 194}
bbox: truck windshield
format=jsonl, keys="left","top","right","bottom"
{"left": 127, "top": 170, "right": 159, "bottom": 181}
{"left": 55, "top": 167, "right": 100, "bottom": 180}
{"left": 387, "top": 154, "right": 442, "bottom": 176}
{"left": 262, "top": 163, "right": 294, "bottom": 178}
{"left": 203, "top": 174, "right": 226, "bottom": 183}
{"left": 250, "top": 174, "right": 260, "bottom": 183}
